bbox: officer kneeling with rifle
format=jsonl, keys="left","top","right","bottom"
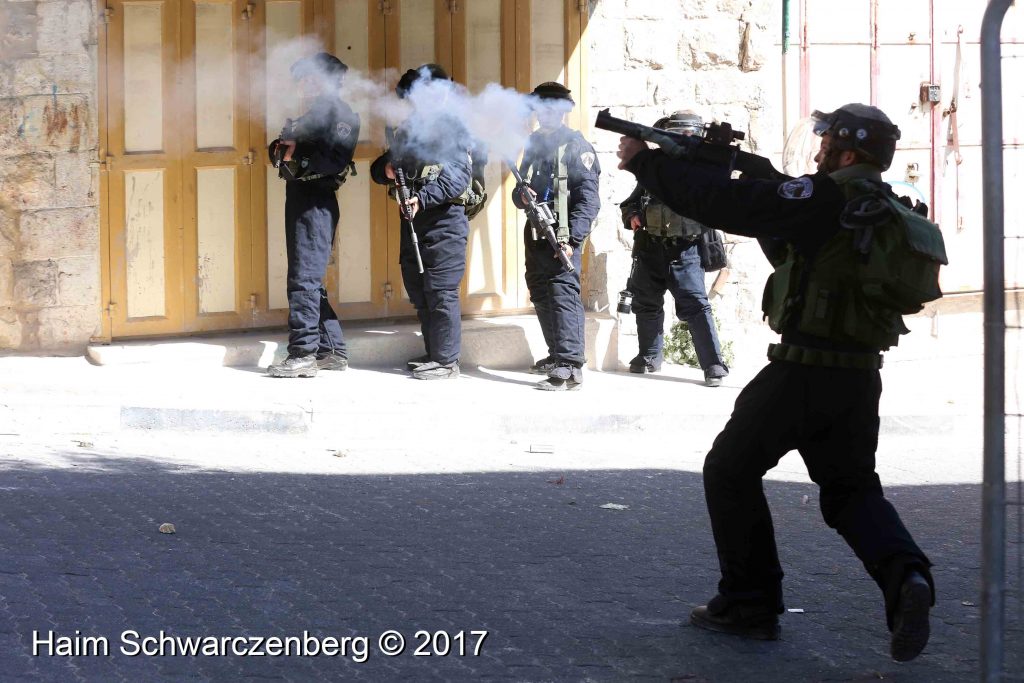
{"left": 267, "top": 53, "right": 360, "bottom": 378}
{"left": 612, "top": 104, "right": 946, "bottom": 662}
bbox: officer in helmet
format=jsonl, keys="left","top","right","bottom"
{"left": 512, "top": 82, "right": 601, "bottom": 391}
{"left": 618, "top": 110, "right": 729, "bottom": 386}
{"left": 370, "top": 64, "right": 472, "bottom": 380}
{"left": 617, "top": 103, "right": 935, "bottom": 661}
{"left": 266, "top": 52, "right": 360, "bottom": 378}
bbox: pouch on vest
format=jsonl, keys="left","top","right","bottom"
{"left": 642, "top": 195, "right": 705, "bottom": 238}
{"left": 698, "top": 229, "right": 728, "bottom": 272}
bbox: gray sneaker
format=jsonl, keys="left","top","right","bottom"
{"left": 411, "top": 361, "right": 459, "bottom": 380}
{"left": 268, "top": 353, "right": 318, "bottom": 378}
{"left": 316, "top": 350, "right": 348, "bottom": 371}
{"left": 406, "top": 354, "right": 431, "bottom": 370}
{"left": 535, "top": 364, "right": 582, "bottom": 391}
{"left": 704, "top": 364, "right": 729, "bottom": 387}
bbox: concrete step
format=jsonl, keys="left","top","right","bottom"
{"left": 86, "top": 314, "right": 621, "bottom": 372}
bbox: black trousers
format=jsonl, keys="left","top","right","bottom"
{"left": 631, "top": 233, "right": 725, "bottom": 371}
{"left": 703, "top": 359, "right": 933, "bottom": 624}
{"left": 524, "top": 228, "right": 586, "bottom": 366}
{"left": 399, "top": 204, "right": 469, "bottom": 366}
{"left": 284, "top": 182, "right": 346, "bottom": 357}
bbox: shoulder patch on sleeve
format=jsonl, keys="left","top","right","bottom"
{"left": 336, "top": 122, "right": 353, "bottom": 139}
{"left": 778, "top": 177, "right": 814, "bottom": 200}
{"left": 580, "top": 152, "right": 596, "bottom": 171}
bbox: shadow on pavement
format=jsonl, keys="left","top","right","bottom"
{"left": 0, "top": 453, "right": 1018, "bottom": 682}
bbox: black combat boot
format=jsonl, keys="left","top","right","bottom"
{"left": 628, "top": 355, "right": 661, "bottom": 374}
{"left": 689, "top": 595, "right": 780, "bottom": 641}
{"left": 316, "top": 350, "right": 348, "bottom": 371}
{"left": 890, "top": 571, "right": 931, "bottom": 662}
{"left": 267, "top": 353, "right": 318, "bottom": 378}
{"left": 529, "top": 356, "right": 556, "bottom": 375}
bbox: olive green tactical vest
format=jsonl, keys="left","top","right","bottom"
{"left": 760, "top": 176, "right": 947, "bottom": 351}
{"left": 388, "top": 157, "right": 486, "bottom": 218}
{"left": 642, "top": 194, "right": 706, "bottom": 239}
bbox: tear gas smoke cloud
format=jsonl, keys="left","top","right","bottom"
{"left": 265, "top": 39, "right": 571, "bottom": 164}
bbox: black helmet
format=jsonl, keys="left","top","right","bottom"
{"left": 290, "top": 52, "right": 348, "bottom": 83}
{"left": 656, "top": 109, "right": 703, "bottom": 135}
{"left": 811, "top": 103, "right": 900, "bottom": 171}
{"left": 396, "top": 63, "right": 450, "bottom": 98}
{"left": 531, "top": 81, "right": 574, "bottom": 104}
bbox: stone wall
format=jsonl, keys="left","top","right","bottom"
{"left": 585, "top": 0, "right": 784, "bottom": 363}
{"left": 0, "top": 0, "right": 100, "bottom": 352}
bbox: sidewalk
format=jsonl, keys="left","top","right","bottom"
{"left": 0, "top": 313, "right": 988, "bottom": 443}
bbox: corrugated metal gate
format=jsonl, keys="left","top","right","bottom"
{"left": 794, "top": 0, "right": 1024, "bottom": 294}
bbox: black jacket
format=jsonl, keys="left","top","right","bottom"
{"left": 284, "top": 94, "right": 360, "bottom": 190}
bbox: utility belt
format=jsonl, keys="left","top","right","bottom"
{"left": 767, "top": 342, "right": 883, "bottom": 370}
{"left": 286, "top": 161, "right": 356, "bottom": 185}
{"left": 637, "top": 229, "right": 698, "bottom": 248}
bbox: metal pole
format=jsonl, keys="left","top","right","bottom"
{"left": 980, "top": 1, "right": 1012, "bottom": 681}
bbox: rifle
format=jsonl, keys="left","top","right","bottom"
{"left": 394, "top": 168, "right": 424, "bottom": 274}
{"left": 594, "top": 109, "right": 790, "bottom": 182}
{"left": 508, "top": 164, "right": 575, "bottom": 273}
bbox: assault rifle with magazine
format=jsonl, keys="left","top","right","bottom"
{"left": 509, "top": 164, "right": 575, "bottom": 273}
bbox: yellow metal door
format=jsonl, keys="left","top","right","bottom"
{"left": 181, "top": 0, "right": 255, "bottom": 332}
{"left": 249, "top": 0, "right": 318, "bottom": 328}
{"left": 105, "top": 0, "right": 186, "bottom": 337}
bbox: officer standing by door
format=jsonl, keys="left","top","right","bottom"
{"left": 267, "top": 52, "right": 360, "bottom": 378}
{"left": 617, "top": 103, "right": 936, "bottom": 661}
{"left": 370, "top": 64, "right": 472, "bottom": 380}
{"left": 513, "top": 82, "right": 601, "bottom": 391}
{"left": 619, "top": 110, "right": 729, "bottom": 386}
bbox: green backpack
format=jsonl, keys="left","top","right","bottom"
{"left": 761, "top": 178, "right": 948, "bottom": 350}
{"left": 838, "top": 177, "right": 948, "bottom": 315}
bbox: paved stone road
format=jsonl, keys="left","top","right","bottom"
{"left": 0, "top": 434, "right": 1020, "bottom": 682}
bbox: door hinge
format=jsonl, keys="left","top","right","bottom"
{"left": 446, "top": 0, "right": 460, "bottom": 13}
{"left": 241, "top": 150, "right": 254, "bottom": 166}
{"left": 383, "top": 282, "right": 394, "bottom": 300}
{"left": 577, "top": 0, "right": 588, "bottom": 12}
{"left": 92, "top": 153, "right": 114, "bottom": 172}
{"left": 378, "top": 0, "right": 394, "bottom": 15}
{"left": 100, "top": 6, "right": 113, "bottom": 24}
{"left": 242, "top": 3, "right": 255, "bottom": 21}
{"left": 248, "top": 293, "right": 258, "bottom": 311}
{"left": 105, "top": 301, "right": 117, "bottom": 317}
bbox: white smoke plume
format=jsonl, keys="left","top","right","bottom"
{"left": 265, "top": 38, "right": 572, "bottom": 164}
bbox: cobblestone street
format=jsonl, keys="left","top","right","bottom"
{"left": 0, "top": 433, "right": 1019, "bottom": 682}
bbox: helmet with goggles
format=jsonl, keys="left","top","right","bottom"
{"left": 811, "top": 103, "right": 900, "bottom": 171}
{"left": 655, "top": 110, "right": 704, "bottom": 136}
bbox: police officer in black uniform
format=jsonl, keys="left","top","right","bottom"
{"left": 619, "top": 110, "right": 729, "bottom": 386}
{"left": 513, "top": 82, "right": 601, "bottom": 391}
{"left": 617, "top": 103, "right": 935, "bottom": 661}
{"left": 267, "top": 52, "right": 360, "bottom": 378}
{"left": 370, "top": 64, "right": 472, "bottom": 380}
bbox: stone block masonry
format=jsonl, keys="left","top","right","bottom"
{"left": 0, "top": 0, "right": 100, "bottom": 353}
